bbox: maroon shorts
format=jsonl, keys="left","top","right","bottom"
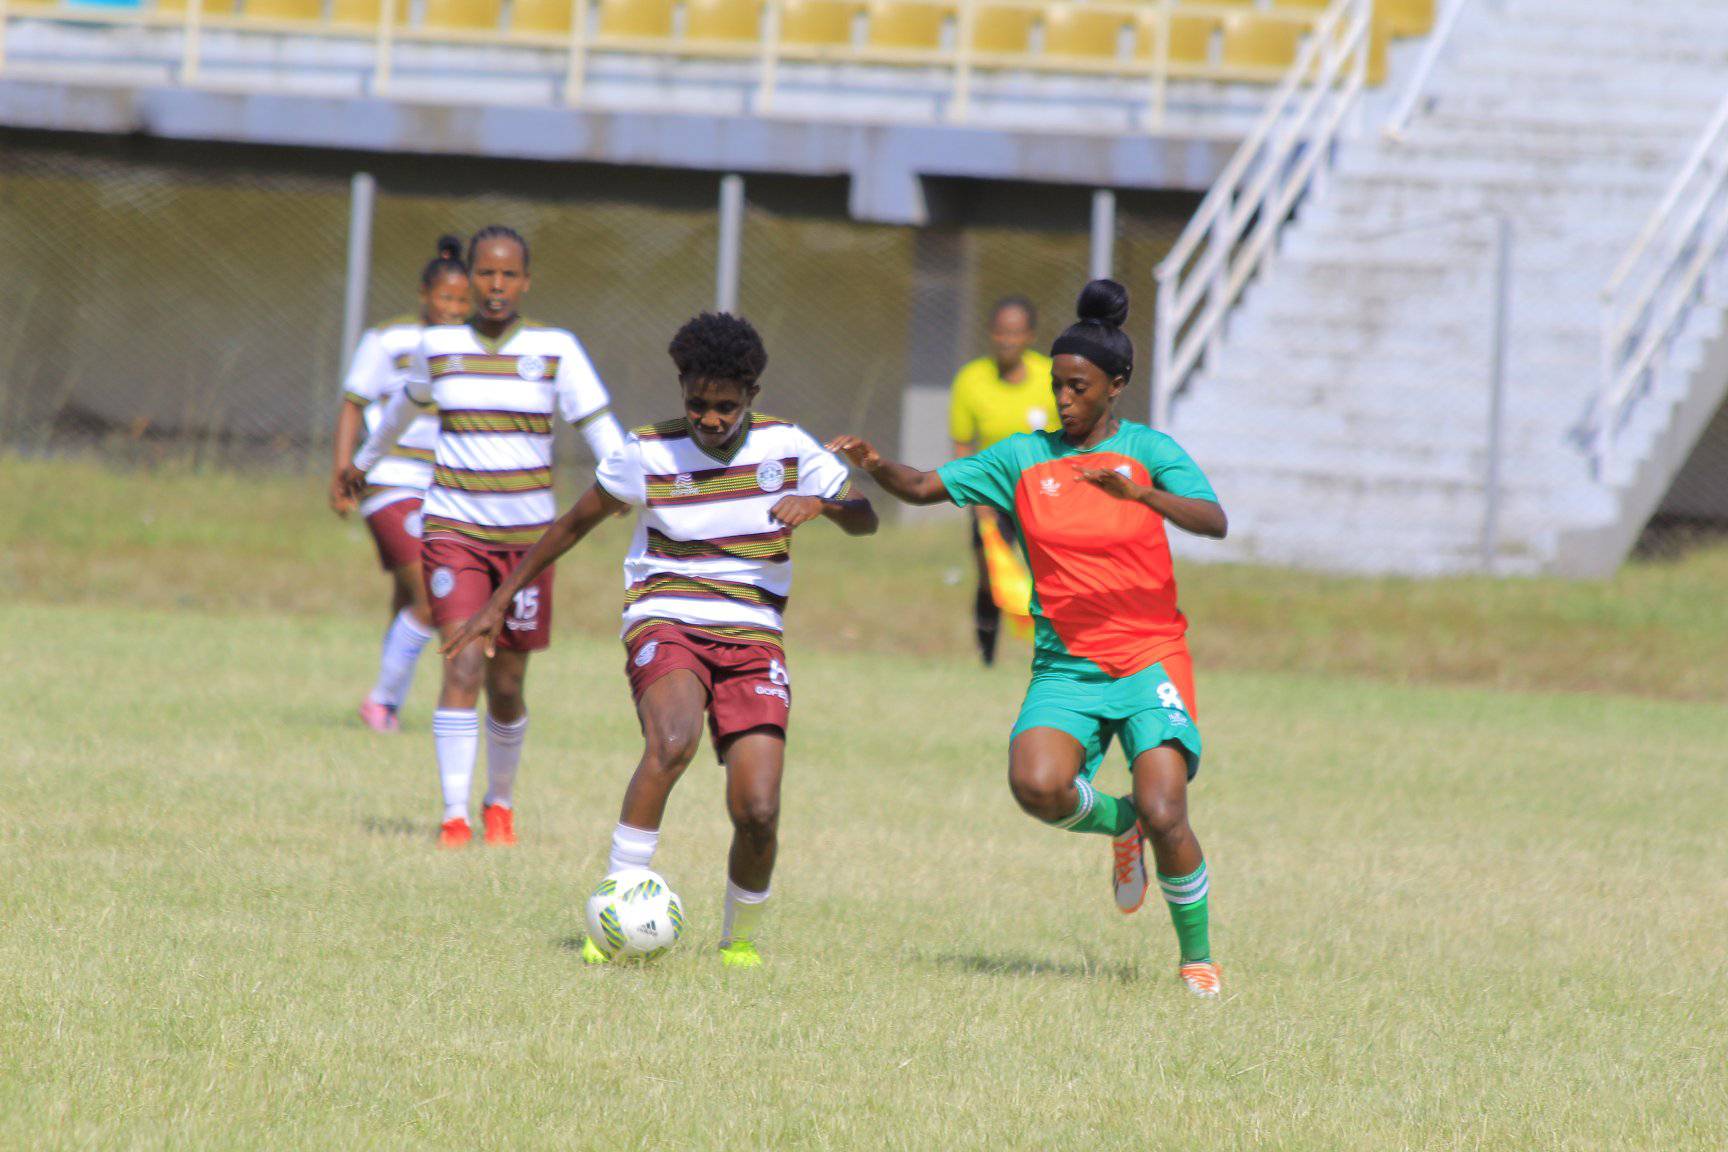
{"left": 365, "top": 498, "right": 424, "bottom": 572}
{"left": 624, "top": 623, "right": 790, "bottom": 748}
{"left": 422, "top": 535, "right": 555, "bottom": 652}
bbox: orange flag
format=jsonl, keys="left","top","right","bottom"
{"left": 977, "top": 515, "right": 1033, "bottom": 637}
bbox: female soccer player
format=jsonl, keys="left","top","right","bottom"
{"left": 341, "top": 226, "right": 626, "bottom": 848}
{"left": 443, "top": 311, "right": 877, "bottom": 967}
{"left": 828, "top": 280, "right": 1229, "bottom": 997}
{"left": 329, "top": 236, "right": 471, "bottom": 733}
{"left": 948, "top": 296, "right": 1057, "bottom": 665}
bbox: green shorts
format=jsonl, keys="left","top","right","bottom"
{"left": 1010, "top": 661, "right": 1202, "bottom": 782}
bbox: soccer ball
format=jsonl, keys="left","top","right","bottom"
{"left": 585, "top": 868, "right": 684, "bottom": 962}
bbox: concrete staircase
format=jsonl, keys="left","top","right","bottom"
{"left": 1167, "top": 0, "right": 1728, "bottom": 576}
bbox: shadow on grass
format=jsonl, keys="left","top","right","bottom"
{"left": 929, "top": 950, "right": 1144, "bottom": 985}
{"left": 362, "top": 816, "right": 428, "bottom": 839}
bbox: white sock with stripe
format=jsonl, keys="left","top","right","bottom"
{"left": 431, "top": 709, "right": 479, "bottom": 823}
{"left": 721, "top": 880, "right": 770, "bottom": 947}
{"left": 607, "top": 823, "right": 660, "bottom": 873}
{"left": 483, "top": 712, "right": 528, "bottom": 809}
{"left": 369, "top": 609, "right": 434, "bottom": 709}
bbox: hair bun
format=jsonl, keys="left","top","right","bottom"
{"left": 1076, "top": 279, "right": 1129, "bottom": 329}
{"left": 435, "top": 233, "right": 463, "bottom": 260}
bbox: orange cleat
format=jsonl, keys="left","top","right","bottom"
{"left": 482, "top": 804, "right": 515, "bottom": 845}
{"left": 1178, "top": 960, "right": 1223, "bottom": 999}
{"left": 439, "top": 817, "right": 472, "bottom": 848}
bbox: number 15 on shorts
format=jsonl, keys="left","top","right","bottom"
{"left": 509, "top": 587, "right": 539, "bottom": 629}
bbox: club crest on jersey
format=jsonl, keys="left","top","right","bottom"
{"left": 404, "top": 510, "right": 424, "bottom": 539}
{"left": 634, "top": 641, "right": 659, "bottom": 668}
{"left": 516, "top": 354, "right": 547, "bottom": 381}
{"left": 429, "top": 567, "right": 456, "bottom": 598}
{"left": 1040, "top": 477, "right": 1062, "bottom": 497}
{"left": 756, "top": 460, "right": 786, "bottom": 494}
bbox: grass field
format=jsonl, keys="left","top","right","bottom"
{"left": 3, "top": 457, "right": 1726, "bottom": 1150}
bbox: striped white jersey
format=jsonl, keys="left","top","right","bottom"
{"left": 342, "top": 316, "right": 438, "bottom": 515}
{"left": 594, "top": 414, "right": 852, "bottom": 645}
{"left": 403, "top": 319, "right": 619, "bottom": 548}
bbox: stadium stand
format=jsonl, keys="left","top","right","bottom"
{"left": 1160, "top": 0, "right": 1728, "bottom": 576}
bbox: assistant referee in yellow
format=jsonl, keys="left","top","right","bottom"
{"left": 948, "top": 296, "right": 1059, "bottom": 666}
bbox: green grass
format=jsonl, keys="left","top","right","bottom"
{"left": 3, "top": 455, "right": 1727, "bottom": 1149}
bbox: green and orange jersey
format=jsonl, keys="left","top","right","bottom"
{"left": 937, "top": 420, "right": 1216, "bottom": 680}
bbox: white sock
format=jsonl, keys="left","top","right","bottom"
{"left": 369, "top": 609, "right": 434, "bottom": 709}
{"left": 483, "top": 712, "right": 528, "bottom": 809}
{"left": 431, "top": 708, "right": 478, "bottom": 822}
{"left": 721, "top": 880, "right": 770, "bottom": 947}
{"left": 607, "top": 823, "right": 660, "bottom": 873}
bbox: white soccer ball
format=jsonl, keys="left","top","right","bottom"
{"left": 585, "top": 868, "right": 684, "bottom": 962}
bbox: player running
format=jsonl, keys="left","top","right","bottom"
{"left": 341, "top": 225, "right": 625, "bottom": 848}
{"left": 443, "top": 311, "right": 877, "bottom": 967}
{"left": 328, "top": 235, "right": 471, "bottom": 733}
{"left": 827, "top": 280, "right": 1229, "bottom": 997}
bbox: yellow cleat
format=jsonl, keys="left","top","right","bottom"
{"left": 718, "top": 940, "right": 762, "bottom": 969}
{"left": 1178, "top": 960, "right": 1222, "bottom": 998}
{"left": 580, "top": 936, "right": 610, "bottom": 965}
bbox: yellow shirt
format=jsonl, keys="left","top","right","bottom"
{"left": 948, "top": 351, "right": 1058, "bottom": 450}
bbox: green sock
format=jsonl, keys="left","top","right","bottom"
{"left": 1158, "top": 861, "right": 1212, "bottom": 963}
{"left": 1046, "top": 778, "right": 1139, "bottom": 837}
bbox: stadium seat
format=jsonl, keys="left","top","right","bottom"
{"left": 596, "top": 0, "right": 675, "bottom": 40}
{"left": 1043, "top": 7, "right": 1129, "bottom": 62}
{"left": 686, "top": 0, "right": 761, "bottom": 44}
{"left": 418, "top": 0, "right": 504, "bottom": 30}
{"left": 1379, "top": 0, "right": 1432, "bottom": 37}
{"left": 866, "top": 0, "right": 951, "bottom": 53}
{"left": 329, "top": 0, "right": 382, "bottom": 25}
{"left": 779, "top": 0, "right": 859, "bottom": 47}
{"left": 969, "top": 4, "right": 1036, "bottom": 57}
{"left": 241, "top": 0, "right": 322, "bottom": 22}
{"left": 1220, "top": 12, "right": 1301, "bottom": 74}
{"left": 1271, "top": 0, "right": 1328, "bottom": 10}
{"left": 510, "top": 0, "right": 574, "bottom": 35}
{"left": 156, "top": 0, "right": 241, "bottom": 14}
{"left": 1164, "top": 13, "right": 1217, "bottom": 67}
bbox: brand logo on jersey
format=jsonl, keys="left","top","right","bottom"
{"left": 1028, "top": 407, "right": 1048, "bottom": 430}
{"left": 673, "top": 473, "right": 698, "bottom": 496}
{"left": 429, "top": 567, "right": 456, "bottom": 598}
{"left": 404, "top": 510, "right": 424, "bottom": 539}
{"left": 1040, "top": 477, "right": 1062, "bottom": 497}
{"left": 754, "top": 684, "right": 790, "bottom": 703}
{"left": 634, "top": 641, "right": 659, "bottom": 668}
{"left": 756, "top": 460, "right": 786, "bottom": 493}
{"left": 516, "top": 354, "right": 547, "bottom": 381}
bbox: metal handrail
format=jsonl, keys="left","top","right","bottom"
{"left": 1382, "top": 0, "right": 1472, "bottom": 142}
{"left": 0, "top": 0, "right": 1328, "bottom": 122}
{"left": 1590, "top": 87, "right": 1728, "bottom": 476}
{"left": 1150, "top": 0, "right": 1370, "bottom": 428}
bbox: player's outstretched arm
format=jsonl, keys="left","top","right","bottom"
{"left": 825, "top": 436, "right": 950, "bottom": 507}
{"left": 768, "top": 490, "right": 878, "bottom": 536}
{"left": 441, "top": 483, "right": 627, "bottom": 659}
{"left": 1073, "top": 466, "right": 1228, "bottom": 539}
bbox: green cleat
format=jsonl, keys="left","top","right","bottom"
{"left": 580, "top": 936, "right": 610, "bottom": 965}
{"left": 718, "top": 940, "right": 762, "bottom": 969}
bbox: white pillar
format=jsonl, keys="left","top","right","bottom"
{"left": 716, "top": 174, "right": 745, "bottom": 313}
{"left": 341, "top": 173, "right": 377, "bottom": 373}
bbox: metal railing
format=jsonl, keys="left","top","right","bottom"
{"left": 0, "top": 0, "right": 1334, "bottom": 121}
{"left": 1591, "top": 87, "right": 1728, "bottom": 477}
{"left": 1150, "top": 0, "right": 1370, "bottom": 428}
{"left": 1381, "top": 0, "right": 1471, "bottom": 142}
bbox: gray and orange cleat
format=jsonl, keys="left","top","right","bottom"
{"left": 1112, "top": 824, "right": 1149, "bottom": 914}
{"left": 1178, "top": 960, "right": 1223, "bottom": 999}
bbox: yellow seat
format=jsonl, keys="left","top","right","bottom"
{"left": 511, "top": 0, "right": 574, "bottom": 34}
{"left": 1163, "top": 13, "right": 1217, "bottom": 66}
{"left": 686, "top": 0, "right": 760, "bottom": 43}
{"left": 1045, "top": 7, "right": 1129, "bottom": 61}
{"left": 418, "top": 0, "right": 503, "bottom": 29}
{"left": 242, "top": 0, "right": 322, "bottom": 21}
{"left": 970, "top": 4, "right": 1036, "bottom": 56}
{"left": 156, "top": 0, "right": 241, "bottom": 14}
{"left": 596, "top": 0, "right": 674, "bottom": 39}
{"left": 1379, "top": 0, "right": 1432, "bottom": 37}
{"left": 1220, "top": 13, "right": 1301, "bottom": 74}
{"left": 329, "top": 0, "right": 381, "bottom": 25}
{"left": 867, "top": 0, "right": 949, "bottom": 52}
{"left": 1272, "top": 0, "right": 1328, "bottom": 10}
{"left": 780, "top": 0, "right": 858, "bottom": 46}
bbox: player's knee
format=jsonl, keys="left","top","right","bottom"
{"left": 644, "top": 726, "right": 701, "bottom": 775}
{"left": 1136, "top": 792, "right": 1188, "bottom": 841}
{"left": 729, "top": 793, "right": 779, "bottom": 846}
{"left": 1008, "top": 763, "right": 1071, "bottom": 821}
